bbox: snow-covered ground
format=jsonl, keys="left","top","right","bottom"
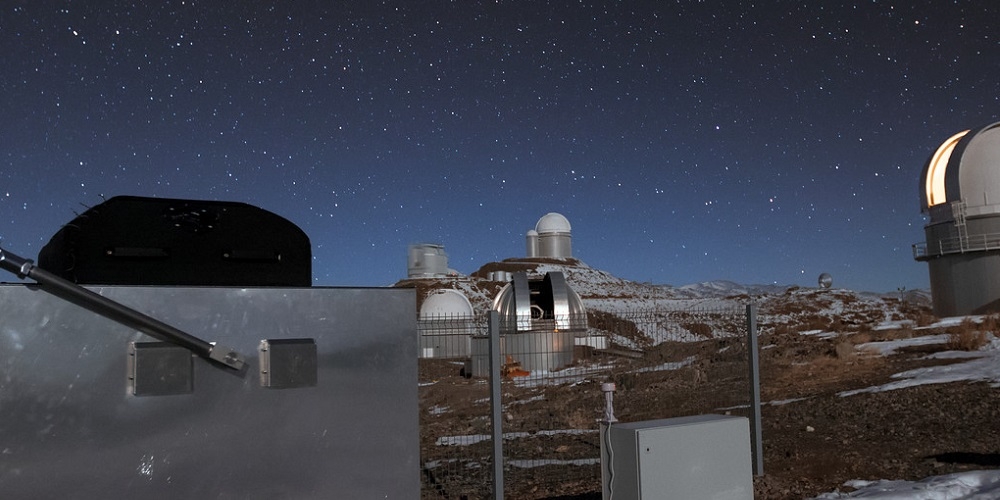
{"left": 810, "top": 321, "right": 1000, "bottom": 499}
{"left": 813, "top": 470, "right": 1000, "bottom": 499}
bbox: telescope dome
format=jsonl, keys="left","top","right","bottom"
{"left": 420, "top": 289, "right": 473, "bottom": 318}
{"left": 536, "top": 212, "right": 571, "bottom": 234}
{"left": 921, "top": 121, "right": 1000, "bottom": 217}
{"left": 915, "top": 121, "right": 1000, "bottom": 316}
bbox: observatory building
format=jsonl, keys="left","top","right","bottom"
{"left": 418, "top": 289, "right": 474, "bottom": 358}
{"left": 469, "top": 271, "right": 588, "bottom": 377}
{"left": 525, "top": 212, "right": 573, "bottom": 258}
{"left": 914, "top": 121, "right": 1000, "bottom": 316}
{"left": 407, "top": 243, "right": 459, "bottom": 278}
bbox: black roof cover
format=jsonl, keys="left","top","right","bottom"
{"left": 38, "top": 196, "right": 311, "bottom": 286}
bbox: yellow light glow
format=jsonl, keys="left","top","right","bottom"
{"left": 926, "top": 130, "right": 969, "bottom": 207}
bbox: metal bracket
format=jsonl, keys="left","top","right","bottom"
{"left": 128, "top": 341, "right": 194, "bottom": 396}
{"left": 259, "top": 338, "right": 317, "bottom": 389}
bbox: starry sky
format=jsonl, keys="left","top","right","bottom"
{"left": 1, "top": 1, "right": 998, "bottom": 293}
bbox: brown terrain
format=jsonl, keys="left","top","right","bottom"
{"left": 415, "top": 260, "right": 1000, "bottom": 499}
{"left": 752, "top": 312, "right": 1000, "bottom": 498}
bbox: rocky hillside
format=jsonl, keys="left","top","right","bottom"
{"left": 398, "top": 257, "right": 932, "bottom": 332}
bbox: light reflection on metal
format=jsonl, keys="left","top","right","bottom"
{"left": 925, "top": 130, "right": 968, "bottom": 207}
{"left": 491, "top": 271, "right": 587, "bottom": 333}
{"left": 491, "top": 272, "right": 535, "bottom": 332}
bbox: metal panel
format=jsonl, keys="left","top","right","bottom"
{"left": 512, "top": 272, "right": 532, "bottom": 331}
{"left": 128, "top": 341, "right": 195, "bottom": 396}
{"left": 606, "top": 414, "right": 753, "bottom": 500}
{"left": 0, "top": 284, "right": 417, "bottom": 499}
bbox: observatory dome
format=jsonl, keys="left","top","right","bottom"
{"left": 915, "top": 121, "right": 1000, "bottom": 316}
{"left": 469, "top": 271, "right": 587, "bottom": 377}
{"left": 536, "top": 212, "right": 571, "bottom": 234}
{"left": 419, "top": 289, "right": 474, "bottom": 318}
{"left": 491, "top": 272, "right": 587, "bottom": 332}
{"left": 419, "top": 289, "right": 474, "bottom": 359}
{"left": 920, "top": 121, "right": 1000, "bottom": 217}
{"left": 528, "top": 212, "right": 573, "bottom": 258}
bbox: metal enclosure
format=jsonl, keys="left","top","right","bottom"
{"left": 603, "top": 414, "right": 753, "bottom": 500}
{"left": 0, "top": 284, "right": 418, "bottom": 499}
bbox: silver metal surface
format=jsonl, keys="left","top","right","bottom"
{"left": 0, "top": 284, "right": 418, "bottom": 499}
{"left": 474, "top": 271, "right": 588, "bottom": 377}
{"left": 544, "top": 271, "right": 587, "bottom": 331}
{"left": 0, "top": 246, "right": 247, "bottom": 371}
{"left": 512, "top": 272, "right": 532, "bottom": 331}
{"left": 128, "top": 341, "right": 194, "bottom": 396}
{"left": 606, "top": 415, "right": 753, "bottom": 500}
{"left": 258, "top": 338, "right": 318, "bottom": 389}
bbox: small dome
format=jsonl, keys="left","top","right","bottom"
{"left": 535, "top": 212, "right": 571, "bottom": 234}
{"left": 818, "top": 273, "right": 832, "bottom": 289}
{"left": 420, "top": 289, "right": 474, "bottom": 318}
{"left": 921, "top": 122, "right": 1000, "bottom": 217}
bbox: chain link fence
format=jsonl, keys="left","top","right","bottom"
{"left": 419, "top": 303, "right": 758, "bottom": 499}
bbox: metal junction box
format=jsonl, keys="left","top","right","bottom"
{"left": 604, "top": 414, "right": 753, "bottom": 500}
{"left": 0, "top": 284, "right": 417, "bottom": 499}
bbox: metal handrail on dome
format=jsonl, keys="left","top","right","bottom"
{"left": 913, "top": 232, "right": 1000, "bottom": 260}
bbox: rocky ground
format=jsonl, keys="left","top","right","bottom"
{"left": 749, "top": 292, "right": 1000, "bottom": 498}
{"left": 416, "top": 262, "right": 999, "bottom": 499}
{"left": 420, "top": 295, "right": 1000, "bottom": 499}
{"left": 752, "top": 340, "right": 1000, "bottom": 498}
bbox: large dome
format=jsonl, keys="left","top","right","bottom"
{"left": 915, "top": 121, "right": 1000, "bottom": 317}
{"left": 420, "top": 289, "right": 473, "bottom": 318}
{"left": 921, "top": 121, "right": 1000, "bottom": 218}
{"left": 535, "top": 212, "right": 571, "bottom": 234}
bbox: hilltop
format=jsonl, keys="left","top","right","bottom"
{"left": 397, "top": 257, "right": 932, "bottom": 324}
{"left": 407, "top": 258, "right": 1000, "bottom": 499}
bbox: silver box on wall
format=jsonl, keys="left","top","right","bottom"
{"left": 0, "top": 284, "right": 418, "bottom": 499}
{"left": 604, "top": 414, "right": 753, "bottom": 500}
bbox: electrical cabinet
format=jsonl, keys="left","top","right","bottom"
{"left": 604, "top": 414, "right": 753, "bottom": 500}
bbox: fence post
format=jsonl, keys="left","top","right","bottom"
{"left": 488, "top": 310, "right": 504, "bottom": 499}
{"left": 746, "top": 303, "right": 764, "bottom": 476}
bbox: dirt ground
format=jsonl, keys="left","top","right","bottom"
{"left": 752, "top": 341, "right": 1000, "bottom": 498}
{"left": 420, "top": 316, "right": 1000, "bottom": 499}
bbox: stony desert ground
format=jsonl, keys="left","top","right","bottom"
{"left": 414, "top": 260, "right": 1000, "bottom": 499}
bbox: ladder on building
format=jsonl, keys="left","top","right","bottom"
{"left": 952, "top": 199, "right": 968, "bottom": 252}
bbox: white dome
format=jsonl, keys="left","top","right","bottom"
{"left": 921, "top": 122, "right": 1000, "bottom": 217}
{"left": 420, "top": 289, "right": 474, "bottom": 318}
{"left": 535, "top": 212, "right": 571, "bottom": 234}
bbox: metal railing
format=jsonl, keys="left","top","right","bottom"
{"left": 913, "top": 232, "right": 1000, "bottom": 260}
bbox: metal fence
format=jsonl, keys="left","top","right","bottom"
{"left": 419, "top": 303, "right": 760, "bottom": 499}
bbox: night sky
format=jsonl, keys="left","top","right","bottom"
{"left": 2, "top": 1, "right": 998, "bottom": 293}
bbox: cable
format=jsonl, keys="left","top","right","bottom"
{"left": 601, "top": 382, "right": 618, "bottom": 499}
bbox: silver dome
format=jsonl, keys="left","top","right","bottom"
{"left": 491, "top": 271, "right": 587, "bottom": 332}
